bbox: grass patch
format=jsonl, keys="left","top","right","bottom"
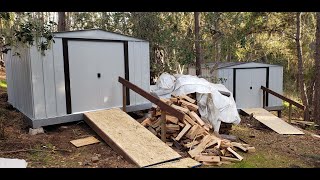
{"left": 0, "top": 80, "right": 7, "bottom": 88}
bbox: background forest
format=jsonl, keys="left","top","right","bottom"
{"left": 0, "top": 12, "right": 319, "bottom": 124}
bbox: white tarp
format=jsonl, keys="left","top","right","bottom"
{"left": 0, "top": 158, "right": 28, "bottom": 168}
{"left": 150, "top": 73, "right": 241, "bottom": 132}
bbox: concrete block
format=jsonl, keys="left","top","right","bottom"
{"left": 28, "top": 127, "right": 44, "bottom": 135}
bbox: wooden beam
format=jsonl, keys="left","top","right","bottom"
{"left": 119, "top": 77, "right": 185, "bottom": 120}
{"left": 188, "top": 111, "right": 205, "bottom": 126}
{"left": 122, "top": 84, "right": 126, "bottom": 112}
{"left": 161, "top": 111, "right": 167, "bottom": 142}
{"left": 261, "top": 86, "right": 304, "bottom": 110}
{"left": 175, "top": 123, "right": 191, "bottom": 141}
{"left": 227, "top": 147, "right": 243, "bottom": 161}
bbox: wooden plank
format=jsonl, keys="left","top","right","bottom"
{"left": 184, "top": 114, "right": 197, "bottom": 126}
{"left": 231, "top": 142, "right": 248, "bottom": 152}
{"left": 175, "top": 123, "right": 191, "bottom": 141}
{"left": 261, "top": 86, "right": 304, "bottom": 109}
{"left": 179, "top": 95, "right": 196, "bottom": 104}
{"left": 194, "top": 155, "right": 220, "bottom": 163}
{"left": 141, "top": 118, "right": 152, "bottom": 127}
{"left": 161, "top": 111, "right": 167, "bottom": 142}
{"left": 171, "top": 104, "right": 190, "bottom": 114}
{"left": 148, "top": 127, "right": 157, "bottom": 135}
{"left": 70, "top": 136, "right": 100, "bottom": 147}
{"left": 147, "top": 158, "right": 201, "bottom": 168}
{"left": 119, "top": 77, "right": 184, "bottom": 120}
{"left": 166, "top": 124, "right": 180, "bottom": 131}
{"left": 166, "top": 115, "right": 179, "bottom": 124}
{"left": 188, "top": 135, "right": 213, "bottom": 158}
{"left": 227, "top": 147, "right": 243, "bottom": 161}
{"left": 184, "top": 140, "right": 200, "bottom": 148}
{"left": 179, "top": 99, "right": 199, "bottom": 112}
{"left": 170, "top": 97, "right": 178, "bottom": 103}
{"left": 188, "top": 111, "right": 205, "bottom": 126}
{"left": 84, "top": 108, "right": 181, "bottom": 167}
{"left": 242, "top": 108, "right": 304, "bottom": 135}
{"left": 220, "top": 156, "right": 241, "bottom": 162}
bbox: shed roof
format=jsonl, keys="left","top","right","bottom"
{"left": 53, "top": 29, "right": 148, "bottom": 42}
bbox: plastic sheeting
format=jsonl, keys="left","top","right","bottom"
{"left": 150, "top": 73, "right": 241, "bottom": 132}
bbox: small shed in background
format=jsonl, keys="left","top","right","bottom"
{"left": 4, "top": 29, "right": 151, "bottom": 128}
{"left": 188, "top": 62, "right": 283, "bottom": 109}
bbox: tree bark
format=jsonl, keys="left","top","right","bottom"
{"left": 58, "top": 12, "right": 66, "bottom": 32}
{"left": 313, "top": 12, "right": 320, "bottom": 124}
{"left": 295, "top": 12, "right": 310, "bottom": 121}
{"left": 194, "top": 12, "right": 202, "bottom": 76}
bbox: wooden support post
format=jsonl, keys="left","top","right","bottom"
{"left": 288, "top": 104, "right": 292, "bottom": 124}
{"left": 161, "top": 111, "right": 167, "bottom": 142}
{"left": 122, "top": 84, "right": 126, "bottom": 112}
{"left": 262, "top": 91, "right": 266, "bottom": 108}
{"left": 278, "top": 110, "right": 282, "bottom": 118}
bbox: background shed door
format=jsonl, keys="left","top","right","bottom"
{"left": 235, "top": 68, "right": 266, "bottom": 109}
{"left": 68, "top": 40, "right": 124, "bottom": 113}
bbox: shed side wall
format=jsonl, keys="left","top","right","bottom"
{"left": 217, "top": 68, "right": 233, "bottom": 93}
{"left": 4, "top": 46, "right": 34, "bottom": 118}
{"left": 128, "top": 41, "right": 150, "bottom": 105}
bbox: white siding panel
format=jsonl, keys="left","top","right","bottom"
{"left": 128, "top": 42, "right": 137, "bottom": 105}
{"left": 52, "top": 38, "right": 67, "bottom": 116}
{"left": 225, "top": 62, "right": 278, "bottom": 69}
{"left": 30, "top": 46, "right": 46, "bottom": 119}
{"left": 268, "top": 66, "right": 283, "bottom": 107}
{"left": 218, "top": 69, "right": 233, "bottom": 93}
{"left": 139, "top": 42, "right": 150, "bottom": 104}
{"left": 42, "top": 47, "right": 57, "bottom": 117}
{"left": 4, "top": 46, "right": 34, "bottom": 118}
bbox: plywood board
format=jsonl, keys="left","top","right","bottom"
{"left": 70, "top": 136, "right": 100, "bottom": 147}
{"left": 84, "top": 108, "right": 181, "bottom": 167}
{"left": 147, "top": 158, "right": 201, "bottom": 168}
{"left": 242, "top": 108, "right": 304, "bottom": 135}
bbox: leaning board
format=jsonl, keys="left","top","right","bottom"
{"left": 84, "top": 108, "right": 181, "bottom": 167}
{"left": 242, "top": 108, "right": 304, "bottom": 135}
{"left": 147, "top": 158, "right": 201, "bottom": 168}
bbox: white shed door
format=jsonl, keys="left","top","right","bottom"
{"left": 235, "top": 68, "right": 266, "bottom": 109}
{"left": 68, "top": 40, "right": 124, "bottom": 113}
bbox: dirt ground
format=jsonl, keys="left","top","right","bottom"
{"left": 0, "top": 69, "right": 319, "bottom": 168}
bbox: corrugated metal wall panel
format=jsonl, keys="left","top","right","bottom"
{"left": 52, "top": 38, "right": 67, "bottom": 116}
{"left": 268, "top": 66, "right": 283, "bottom": 107}
{"left": 128, "top": 41, "right": 150, "bottom": 105}
{"left": 4, "top": 46, "right": 34, "bottom": 118}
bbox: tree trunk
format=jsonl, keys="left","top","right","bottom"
{"left": 295, "top": 12, "right": 310, "bottom": 121}
{"left": 194, "top": 12, "right": 202, "bottom": 76}
{"left": 58, "top": 12, "right": 66, "bottom": 32}
{"left": 313, "top": 12, "right": 320, "bottom": 124}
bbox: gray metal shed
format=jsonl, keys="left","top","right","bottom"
{"left": 4, "top": 29, "right": 151, "bottom": 128}
{"left": 188, "top": 62, "right": 283, "bottom": 109}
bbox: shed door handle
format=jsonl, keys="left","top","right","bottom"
{"left": 97, "top": 73, "right": 101, "bottom": 78}
{"left": 250, "top": 86, "right": 252, "bottom": 90}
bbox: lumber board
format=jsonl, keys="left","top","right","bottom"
{"left": 242, "top": 108, "right": 304, "bottom": 135}
{"left": 188, "top": 111, "right": 205, "bottom": 126}
{"left": 180, "top": 95, "right": 196, "bottom": 104}
{"left": 184, "top": 114, "right": 197, "bottom": 126}
{"left": 175, "top": 123, "right": 191, "bottom": 141}
{"left": 171, "top": 104, "right": 190, "bottom": 113}
{"left": 70, "top": 136, "right": 100, "bottom": 147}
{"left": 166, "top": 115, "right": 179, "bottom": 124}
{"left": 84, "top": 108, "right": 181, "bottom": 167}
{"left": 188, "top": 135, "right": 213, "bottom": 158}
{"left": 220, "top": 156, "right": 241, "bottom": 162}
{"left": 195, "top": 155, "right": 220, "bottom": 163}
{"left": 184, "top": 140, "right": 200, "bottom": 148}
{"left": 179, "top": 99, "right": 199, "bottom": 111}
{"left": 147, "top": 158, "right": 201, "bottom": 168}
{"left": 141, "top": 118, "right": 152, "bottom": 127}
{"left": 227, "top": 147, "right": 243, "bottom": 161}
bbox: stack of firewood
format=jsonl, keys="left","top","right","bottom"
{"left": 140, "top": 94, "right": 255, "bottom": 166}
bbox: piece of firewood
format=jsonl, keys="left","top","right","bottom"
{"left": 166, "top": 124, "right": 180, "bottom": 131}
{"left": 188, "top": 135, "right": 213, "bottom": 158}
{"left": 166, "top": 115, "right": 179, "bottom": 124}
{"left": 202, "top": 161, "right": 222, "bottom": 166}
{"left": 184, "top": 114, "right": 197, "bottom": 126}
{"left": 227, "top": 147, "right": 243, "bottom": 161}
{"left": 170, "top": 97, "right": 178, "bottom": 103}
{"left": 175, "top": 122, "right": 191, "bottom": 141}
{"left": 171, "top": 104, "right": 190, "bottom": 113}
{"left": 151, "top": 119, "right": 161, "bottom": 128}
{"left": 204, "top": 139, "right": 218, "bottom": 149}
{"left": 220, "top": 156, "right": 241, "bottom": 162}
{"left": 141, "top": 118, "right": 152, "bottom": 127}
{"left": 195, "top": 155, "right": 220, "bottom": 163}
{"left": 178, "top": 122, "right": 185, "bottom": 127}
{"left": 166, "top": 142, "right": 173, "bottom": 147}
{"left": 188, "top": 111, "right": 205, "bottom": 126}
{"left": 184, "top": 141, "right": 200, "bottom": 149}
{"left": 147, "top": 127, "right": 157, "bottom": 135}
{"left": 246, "top": 147, "right": 256, "bottom": 153}
{"left": 231, "top": 142, "right": 248, "bottom": 152}
{"left": 179, "top": 95, "right": 196, "bottom": 104}
{"left": 179, "top": 99, "right": 199, "bottom": 112}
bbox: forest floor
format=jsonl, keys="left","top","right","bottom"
{"left": 0, "top": 70, "right": 319, "bottom": 168}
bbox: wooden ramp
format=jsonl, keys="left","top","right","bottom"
{"left": 84, "top": 108, "right": 183, "bottom": 167}
{"left": 242, "top": 108, "right": 304, "bottom": 135}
